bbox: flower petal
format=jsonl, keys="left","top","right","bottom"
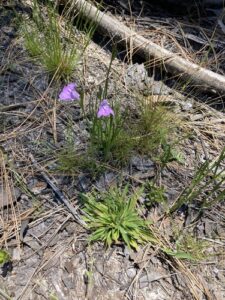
{"left": 59, "top": 89, "right": 72, "bottom": 100}
{"left": 71, "top": 89, "right": 80, "bottom": 100}
{"left": 59, "top": 83, "right": 79, "bottom": 101}
{"left": 97, "top": 100, "right": 114, "bottom": 118}
{"left": 66, "top": 83, "right": 77, "bottom": 90}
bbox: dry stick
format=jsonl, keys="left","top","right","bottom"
{"left": 68, "top": 0, "right": 225, "bottom": 95}
{"left": 29, "top": 154, "right": 86, "bottom": 227}
{"left": 0, "top": 288, "right": 12, "bottom": 300}
{"left": 0, "top": 103, "right": 27, "bottom": 112}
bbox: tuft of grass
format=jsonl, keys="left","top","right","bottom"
{"left": 56, "top": 148, "right": 82, "bottom": 174}
{"left": 165, "top": 225, "right": 210, "bottom": 261}
{"left": 0, "top": 250, "right": 10, "bottom": 265}
{"left": 133, "top": 95, "right": 179, "bottom": 158}
{"left": 170, "top": 146, "right": 225, "bottom": 213}
{"left": 160, "top": 143, "right": 185, "bottom": 166}
{"left": 85, "top": 47, "right": 133, "bottom": 163}
{"left": 88, "top": 101, "right": 131, "bottom": 162}
{"left": 108, "top": 129, "right": 136, "bottom": 165}
{"left": 55, "top": 118, "right": 103, "bottom": 176}
{"left": 81, "top": 185, "right": 156, "bottom": 249}
{"left": 20, "top": 0, "right": 97, "bottom": 79}
{"left": 56, "top": 148, "right": 103, "bottom": 177}
{"left": 174, "top": 233, "right": 209, "bottom": 261}
{"left": 145, "top": 181, "right": 167, "bottom": 207}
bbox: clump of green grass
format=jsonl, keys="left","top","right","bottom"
{"left": 175, "top": 233, "right": 209, "bottom": 261}
{"left": 84, "top": 47, "right": 135, "bottom": 164}
{"left": 133, "top": 96, "right": 177, "bottom": 155}
{"left": 56, "top": 148, "right": 83, "bottom": 174}
{"left": 164, "top": 224, "right": 210, "bottom": 261}
{"left": 108, "top": 129, "right": 136, "bottom": 164}
{"left": 53, "top": 44, "right": 180, "bottom": 171}
{"left": 57, "top": 93, "right": 179, "bottom": 172}
{"left": 170, "top": 146, "right": 225, "bottom": 213}
{"left": 87, "top": 98, "right": 135, "bottom": 164}
{"left": 145, "top": 181, "right": 167, "bottom": 207}
{"left": 81, "top": 183, "right": 208, "bottom": 260}
{"left": 159, "top": 143, "right": 185, "bottom": 166}
{"left": 81, "top": 185, "right": 156, "bottom": 249}
{"left": 0, "top": 250, "right": 10, "bottom": 265}
{"left": 56, "top": 148, "right": 103, "bottom": 177}
{"left": 88, "top": 100, "right": 124, "bottom": 161}
{"left": 20, "top": 0, "right": 96, "bottom": 79}
{"left": 55, "top": 120, "right": 103, "bottom": 176}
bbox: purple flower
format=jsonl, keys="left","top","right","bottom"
{"left": 97, "top": 100, "right": 114, "bottom": 118}
{"left": 59, "top": 83, "right": 80, "bottom": 101}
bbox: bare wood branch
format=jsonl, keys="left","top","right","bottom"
{"left": 71, "top": 0, "right": 225, "bottom": 95}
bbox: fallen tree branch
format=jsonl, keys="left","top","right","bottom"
{"left": 70, "top": 0, "right": 225, "bottom": 95}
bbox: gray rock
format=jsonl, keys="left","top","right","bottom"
{"left": 126, "top": 267, "right": 137, "bottom": 278}
{"left": 96, "top": 171, "right": 118, "bottom": 190}
{"left": 77, "top": 175, "right": 91, "bottom": 192}
{"left": 139, "top": 272, "right": 162, "bottom": 289}
{"left": 151, "top": 81, "right": 172, "bottom": 95}
{"left": 62, "top": 275, "right": 76, "bottom": 289}
{"left": 125, "top": 63, "right": 152, "bottom": 92}
{"left": 131, "top": 156, "right": 155, "bottom": 171}
{"left": 180, "top": 101, "right": 193, "bottom": 111}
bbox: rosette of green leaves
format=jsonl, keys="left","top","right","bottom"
{"left": 81, "top": 186, "right": 156, "bottom": 249}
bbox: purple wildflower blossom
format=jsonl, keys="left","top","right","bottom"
{"left": 59, "top": 83, "right": 80, "bottom": 101}
{"left": 97, "top": 100, "right": 114, "bottom": 118}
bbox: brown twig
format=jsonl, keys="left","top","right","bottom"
{"left": 28, "top": 153, "right": 86, "bottom": 228}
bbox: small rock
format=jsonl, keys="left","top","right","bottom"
{"left": 95, "top": 260, "right": 104, "bottom": 274}
{"left": 23, "top": 237, "right": 41, "bottom": 251}
{"left": 180, "top": 101, "right": 193, "bottom": 111}
{"left": 125, "top": 63, "right": 152, "bottom": 92}
{"left": 48, "top": 235, "right": 60, "bottom": 247}
{"left": 216, "top": 224, "right": 225, "bottom": 238}
{"left": 139, "top": 272, "right": 162, "bottom": 288}
{"left": 139, "top": 275, "right": 149, "bottom": 289}
{"left": 77, "top": 175, "right": 91, "bottom": 192}
{"left": 12, "top": 247, "right": 21, "bottom": 261}
{"left": 126, "top": 267, "right": 137, "bottom": 278}
{"left": 131, "top": 156, "right": 155, "bottom": 172}
{"left": 64, "top": 260, "right": 75, "bottom": 274}
{"left": 133, "top": 170, "right": 155, "bottom": 180}
{"left": 1, "top": 261, "right": 13, "bottom": 277}
{"left": 150, "top": 256, "right": 162, "bottom": 266}
{"left": 151, "top": 81, "right": 171, "bottom": 95}
{"left": 29, "top": 179, "right": 47, "bottom": 195}
{"left": 65, "top": 223, "right": 77, "bottom": 235}
{"left": 141, "top": 287, "right": 169, "bottom": 300}
{"left": 96, "top": 171, "right": 118, "bottom": 190}
{"left": 62, "top": 274, "right": 75, "bottom": 289}
{"left": 2, "top": 26, "right": 15, "bottom": 37}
